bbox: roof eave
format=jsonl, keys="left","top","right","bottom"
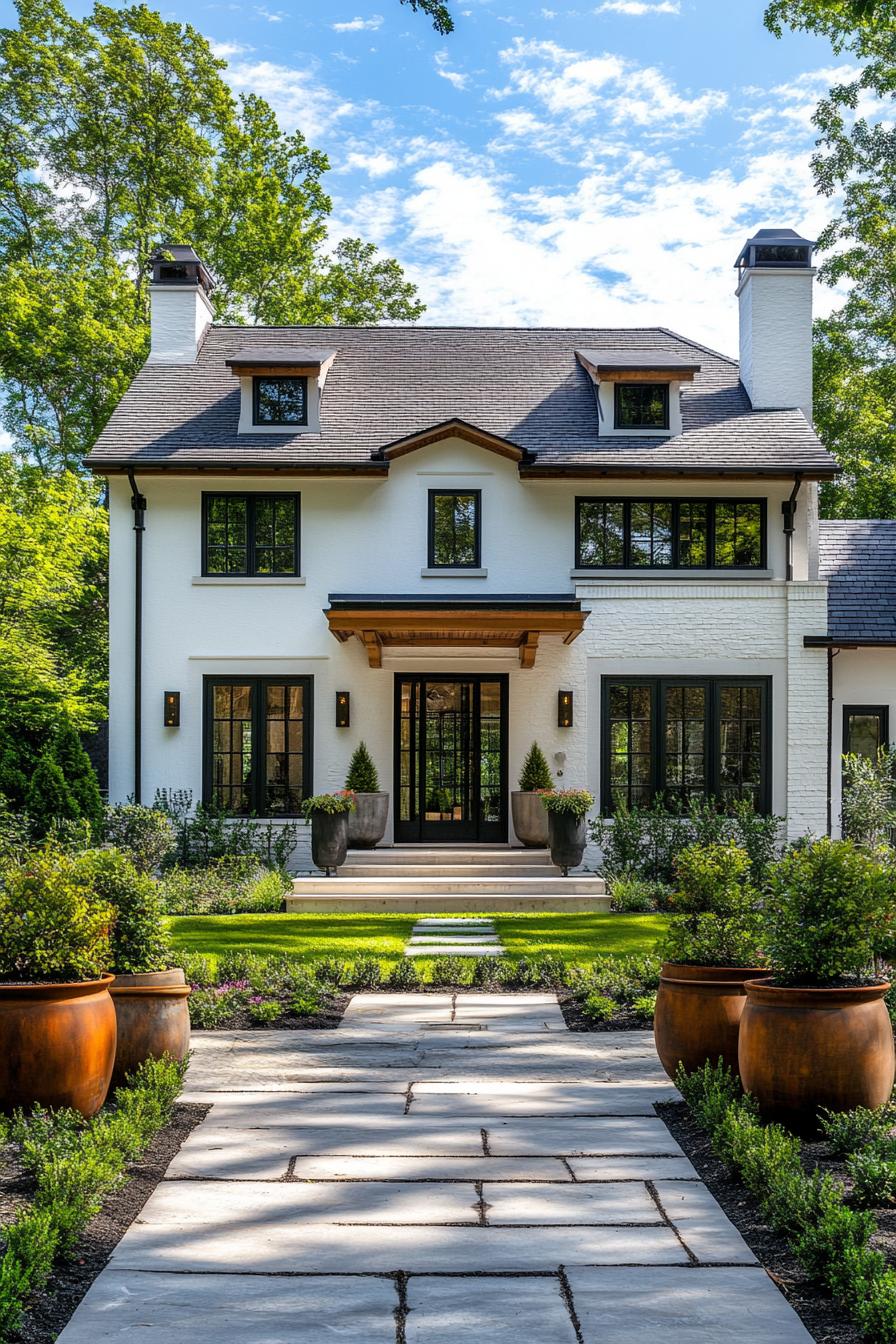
{"left": 518, "top": 463, "right": 840, "bottom": 481}
{"left": 84, "top": 458, "right": 390, "bottom": 477}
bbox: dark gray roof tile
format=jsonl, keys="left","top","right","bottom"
{"left": 818, "top": 519, "right": 896, "bottom": 643}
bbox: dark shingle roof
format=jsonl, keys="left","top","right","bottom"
{"left": 818, "top": 520, "right": 896, "bottom": 644}
{"left": 85, "top": 324, "right": 837, "bottom": 476}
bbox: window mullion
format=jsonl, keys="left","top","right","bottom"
{"left": 252, "top": 679, "right": 264, "bottom": 815}
{"left": 623, "top": 502, "right": 631, "bottom": 568}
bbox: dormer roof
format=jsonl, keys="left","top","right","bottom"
{"left": 575, "top": 348, "right": 701, "bottom": 381}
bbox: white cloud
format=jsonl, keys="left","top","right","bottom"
{"left": 341, "top": 149, "right": 399, "bottom": 177}
{"left": 332, "top": 14, "right": 383, "bottom": 30}
{"left": 435, "top": 51, "right": 468, "bottom": 89}
{"left": 209, "top": 39, "right": 253, "bottom": 58}
{"left": 222, "top": 58, "right": 362, "bottom": 138}
{"left": 596, "top": 1, "right": 680, "bottom": 13}
{"left": 254, "top": 5, "right": 287, "bottom": 19}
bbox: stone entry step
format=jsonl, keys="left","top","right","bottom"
{"left": 344, "top": 847, "right": 552, "bottom": 865}
{"left": 287, "top": 893, "right": 608, "bottom": 912}
{"left": 340, "top": 863, "right": 557, "bottom": 878}
{"left": 291, "top": 875, "right": 603, "bottom": 896}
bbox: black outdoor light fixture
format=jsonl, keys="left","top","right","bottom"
{"left": 163, "top": 691, "right": 180, "bottom": 728}
{"left": 335, "top": 691, "right": 350, "bottom": 728}
{"left": 558, "top": 690, "right": 573, "bottom": 728}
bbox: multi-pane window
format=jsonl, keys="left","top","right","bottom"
{"left": 205, "top": 677, "right": 312, "bottom": 817}
{"left": 203, "top": 494, "right": 299, "bottom": 577}
{"left": 576, "top": 498, "right": 765, "bottom": 570}
{"left": 253, "top": 376, "right": 307, "bottom": 426}
{"left": 614, "top": 383, "right": 669, "bottom": 430}
{"left": 428, "top": 490, "right": 481, "bottom": 568}
{"left": 602, "top": 677, "right": 770, "bottom": 814}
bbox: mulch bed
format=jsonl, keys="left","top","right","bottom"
{"left": 6, "top": 1102, "right": 209, "bottom": 1344}
{"left": 201, "top": 992, "right": 350, "bottom": 1031}
{"left": 658, "top": 1100, "right": 865, "bottom": 1344}
{"left": 557, "top": 991, "right": 647, "bottom": 1031}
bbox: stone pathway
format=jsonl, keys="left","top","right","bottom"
{"left": 404, "top": 917, "right": 504, "bottom": 957}
{"left": 58, "top": 995, "right": 813, "bottom": 1343}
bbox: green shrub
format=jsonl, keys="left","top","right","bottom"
{"left": 313, "top": 955, "right": 354, "bottom": 987}
{"left": 609, "top": 874, "right": 664, "bottom": 912}
{"left": 848, "top": 1151, "right": 896, "bottom": 1208}
{"left": 581, "top": 992, "right": 615, "bottom": 1023}
{"left": 519, "top": 742, "right": 553, "bottom": 792}
{"left": 0, "top": 795, "right": 30, "bottom": 864}
{"left": 180, "top": 951, "right": 216, "bottom": 986}
{"left": 661, "top": 842, "right": 763, "bottom": 968}
{"left": 24, "top": 754, "right": 78, "bottom": 838}
{"left": 0, "top": 1207, "right": 59, "bottom": 1336}
{"left": 51, "top": 719, "right": 103, "bottom": 835}
{"left": 247, "top": 996, "right": 282, "bottom": 1024}
{"left": 429, "top": 955, "right": 474, "bottom": 986}
{"left": 581, "top": 954, "right": 662, "bottom": 1000}
{"left": 471, "top": 955, "right": 516, "bottom": 988}
{"left": 345, "top": 741, "right": 380, "bottom": 793}
{"left": 153, "top": 788, "right": 301, "bottom": 871}
{"left": 631, "top": 994, "right": 656, "bottom": 1022}
{"left": 842, "top": 747, "right": 896, "bottom": 847}
{"left": 388, "top": 957, "right": 421, "bottom": 989}
{"left": 765, "top": 838, "right": 890, "bottom": 985}
{"left": 103, "top": 803, "right": 176, "bottom": 874}
{"left": 347, "top": 955, "right": 382, "bottom": 989}
{"left": 73, "top": 848, "right": 171, "bottom": 974}
{"left": 159, "top": 858, "right": 288, "bottom": 915}
{"left": 290, "top": 989, "right": 323, "bottom": 1017}
{"left": 819, "top": 1102, "right": 896, "bottom": 1157}
{"left": 674, "top": 1059, "right": 745, "bottom": 1133}
{"left": 302, "top": 791, "right": 355, "bottom": 817}
{"left": 0, "top": 845, "right": 113, "bottom": 982}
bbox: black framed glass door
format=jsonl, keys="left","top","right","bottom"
{"left": 394, "top": 675, "right": 508, "bottom": 842}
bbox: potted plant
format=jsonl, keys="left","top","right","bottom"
{"left": 0, "top": 845, "right": 116, "bottom": 1117}
{"left": 739, "top": 837, "right": 895, "bottom": 1130}
{"left": 541, "top": 790, "right": 594, "bottom": 874}
{"left": 511, "top": 742, "right": 553, "bottom": 848}
{"left": 303, "top": 791, "right": 355, "bottom": 875}
{"left": 345, "top": 742, "right": 389, "bottom": 849}
{"left": 79, "top": 850, "right": 191, "bottom": 1086}
{"left": 653, "top": 841, "right": 765, "bottom": 1081}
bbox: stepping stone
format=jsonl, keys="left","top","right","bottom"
{"left": 406, "top": 945, "right": 503, "bottom": 957}
{"left": 405, "top": 917, "right": 505, "bottom": 959}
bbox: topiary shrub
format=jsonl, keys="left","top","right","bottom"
{"left": 73, "top": 849, "right": 171, "bottom": 974}
{"left": 519, "top": 742, "right": 552, "bottom": 792}
{"left": 0, "top": 845, "right": 113, "bottom": 982}
{"left": 345, "top": 742, "right": 380, "bottom": 793}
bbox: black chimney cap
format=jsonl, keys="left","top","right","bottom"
{"left": 151, "top": 244, "right": 215, "bottom": 294}
{"left": 734, "top": 228, "right": 815, "bottom": 270}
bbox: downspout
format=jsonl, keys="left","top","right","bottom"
{"left": 126, "top": 470, "right": 146, "bottom": 803}
{"left": 782, "top": 473, "right": 802, "bottom": 582}
{"left": 827, "top": 646, "right": 840, "bottom": 838}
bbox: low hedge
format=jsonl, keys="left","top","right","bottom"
{"left": 0, "top": 1055, "right": 187, "bottom": 1337}
{"left": 676, "top": 1060, "right": 896, "bottom": 1340}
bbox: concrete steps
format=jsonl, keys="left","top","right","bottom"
{"left": 287, "top": 846, "right": 609, "bottom": 914}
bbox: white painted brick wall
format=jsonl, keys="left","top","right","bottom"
{"left": 737, "top": 269, "right": 814, "bottom": 419}
{"left": 148, "top": 284, "right": 213, "bottom": 363}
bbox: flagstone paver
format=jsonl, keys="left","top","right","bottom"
{"left": 405, "top": 916, "right": 505, "bottom": 957}
{"left": 57, "top": 995, "right": 814, "bottom": 1344}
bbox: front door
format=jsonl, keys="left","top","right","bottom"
{"left": 394, "top": 675, "right": 508, "bottom": 842}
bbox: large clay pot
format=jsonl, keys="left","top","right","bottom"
{"left": 511, "top": 791, "right": 549, "bottom": 848}
{"left": 739, "top": 979, "right": 896, "bottom": 1132}
{"left": 311, "top": 809, "right": 349, "bottom": 874}
{"left": 547, "top": 811, "right": 586, "bottom": 875}
{"left": 0, "top": 976, "right": 116, "bottom": 1118}
{"left": 654, "top": 963, "right": 766, "bottom": 1082}
{"left": 109, "top": 969, "right": 192, "bottom": 1087}
{"left": 347, "top": 793, "right": 389, "bottom": 849}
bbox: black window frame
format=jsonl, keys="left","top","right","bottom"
{"left": 252, "top": 375, "right": 308, "bottom": 427}
{"left": 575, "top": 496, "right": 767, "bottom": 571}
{"left": 614, "top": 382, "right": 670, "bottom": 431}
{"left": 202, "top": 492, "right": 300, "bottom": 578}
{"left": 843, "top": 705, "right": 890, "bottom": 760}
{"left": 427, "top": 489, "right": 482, "bottom": 569}
{"left": 203, "top": 675, "right": 314, "bottom": 818}
{"left": 600, "top": 675, "right": 772, "bottom": 815}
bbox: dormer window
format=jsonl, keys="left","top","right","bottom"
{"left": 253, "top": 376, "right": 308, "bottom": 427}
{"left": 614, "top": 383, "right": 669, "bottom": 431}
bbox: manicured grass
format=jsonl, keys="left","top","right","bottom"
{"left": 167, "top": 911, "right": 667, "bottom": 965}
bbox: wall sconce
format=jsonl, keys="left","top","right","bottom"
{"left": 163, "top": 691, "right": 180, "bottom": 728}
{"left": 335, "top": 691, "right": 350, "bottom": 728}
{"left": 558, "top": 690, "right": 573, "bottom": 728}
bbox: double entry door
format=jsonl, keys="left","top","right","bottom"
{"left": 394, "top": 675, "right": 508, "bottom": 843}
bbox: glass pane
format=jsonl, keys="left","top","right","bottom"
{"left": 615, "top": 384, "right": 668, "bottom": 429}
{"left": 714, "top": 502, "right": 762, "bottom": 568}
{"left": 578, "top": 501, "right": 624, "bottom": 567}
{"left": 255, "top": 377, "right": 306, "bottom": 425}
{"left": 263, "top": 681, "right": 304, "bottom": 814}
{"left": 678, "top": 502, "right": 708, "bottom": 567}
{"left": 630, "top": 502, "right": 672, "bottom": 567}
{"left": 210, "top": 682, "right": 253, "bottom": 816}
{"left": 847, "top": 713, "right": 884, "bottom": 760}
{"left": 718, "top": 683, "right": 764, "bottom": 806}
{"left": 606, "top": 682, "right": 654, "bottom": 811}
{"left": 662, "top": 684, "right": 706, "bottom": 804}
{"left": 479, "top": 682, "right": 502, "bottom": 825}
{"left": 432, "top": 493, "right": 478, "bottom": 567}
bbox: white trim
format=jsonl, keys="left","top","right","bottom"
{"left": 187, "top": 655, "right": 331, "bottom": 661}
{"left": 570, "top": 568, "right": 773, "bottom": 581}
{"left": 420, "top": 568, "right": 488, "bottom": 578}
{"left": 192, "top": 575, "right": 307, "bottom": 586}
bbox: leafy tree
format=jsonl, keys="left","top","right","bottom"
{"left": 765, "top": 1, "right": 892, "bottom": 38}
{"left": 401, "top": 0, "right": 454, "bottom": 33}
{"left": 345, "top": 742, "right": 381, "bottom": 794}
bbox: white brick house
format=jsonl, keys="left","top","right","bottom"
{"left": 86, "top": 230, "right": 887, "bottom": 866}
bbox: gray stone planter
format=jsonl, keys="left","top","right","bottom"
{"left": 310, "top": 810, "right": 349, "bottom": 875}
{"left": 547, "top": 811, "right": 587, "bottom": 876}
{"left": 347, "top": 792, "right": 390, "bottom": 849}
{"left": 511, "top": 791, "right": 549, "bottom": 848}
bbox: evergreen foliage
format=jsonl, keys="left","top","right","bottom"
{"left": 518, "top": 741, "right": 553, "bottom": 792}
{"left": 24, "top": 754, "right": 78, "bottom": 837}
{"left": 345, "top": 741, "right": 380, "bottom": 794}
{"left": 51, "top": 719, "right": 103, "bottom": 833}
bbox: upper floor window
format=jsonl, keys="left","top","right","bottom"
{"left": 614, "top": 383, "right": 669, "bottom": 430}
{"left": 428, "top": 490, "right": 481, "bottom": 568}
{"left": 253, "top": 376, "right": 307, "bottom": 427}
{"left": 576, "top": 497, "right": 765, "bottom": 570}
{"left": 203, "top": 493, "right": 300, "bottom": 576}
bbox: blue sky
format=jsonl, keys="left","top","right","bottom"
{"left": 6, "top": 0, "right": 851, "bottom": 353}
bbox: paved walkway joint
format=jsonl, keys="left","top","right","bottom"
{"left": 57, "top": 995, "right": 814, "bottom": 1344}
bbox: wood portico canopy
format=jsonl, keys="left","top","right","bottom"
{"left": 325, "top": 595, "right": 588, "bottom": 668}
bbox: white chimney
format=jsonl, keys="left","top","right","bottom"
{"left": 735, "top": 228, "right": 815, "bottom": 421}
{"left": 148, "top": 244, "right": 215, "bottom": 363}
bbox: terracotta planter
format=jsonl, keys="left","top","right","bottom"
{"left": 547, "top": 811, "right": 586, "bottom": 875}
{"left": 347, "top": 793, "right": 389, "bottom": 849}
{"left": 739, "top": 978, "right": 896, "bottom": 1131}
{"left": 0, "top": 975, "right": 116, "bottom": 1118}
{"left": 109, "top": 969, "right": 192, "bottom": 1088}
{"left": 311, "top": 809, "right": 349, "bottom": 874}
{"left": 654, "top": 962, "right": 766, "bottom": 1082}
{"left": 511, "top": 791, "right": 549, "bottom": 848}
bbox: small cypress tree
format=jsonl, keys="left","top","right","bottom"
{"left": 52, "top": 719, "right": 104, "bottom": 834}
{"left": 345, "top": 741, "right": 380, "bottom": 793}
{"left": 519, "top": 741, "right": 553, "bottom": 792}
{"left": 25, "top": 753, "right": 79, "bottom": 837}
{"left": 0, "top": 745, "right": 29, "bottom": 809}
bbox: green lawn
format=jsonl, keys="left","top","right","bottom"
{"left": 168, "top": 911, "right": 667, "bottom": 965}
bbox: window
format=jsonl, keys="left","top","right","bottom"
{"left": 576, "top": 498, "right": 765, "bottom": 570}
{"left": 602, "top": 677, "right": 770, "bottom": 814}
{"left": 843, "top": 706, "right": 889, "bottom": 762}
{"left": 203, "top": 494, "right": 299, "bottom": 577}
{"left": 253, "top": 376, "right": 308, "bottom": 426}
{"left": 614, "top": 383, "right": 669, "bottom": 430}
{"left": 204, "top": 677, "right": 312, "bottom": 816}
{"left": 428, "top": 490, "right": 481, "bottom": 568}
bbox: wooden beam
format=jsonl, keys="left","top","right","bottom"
{"left": 227, "top": 364, "right": 322, "bottom": 378}
{"left": 598, "top": 368, "right": 698, "bottom": 383}
{"left": 361, "top": 630, "right": 383, "bottom": 668}
{"left": 519, "top": 631, "right": 539, "bottom": 668}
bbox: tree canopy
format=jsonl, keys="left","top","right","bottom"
{"left": 0, "top": 0, "right": 425, "bottom": 471}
